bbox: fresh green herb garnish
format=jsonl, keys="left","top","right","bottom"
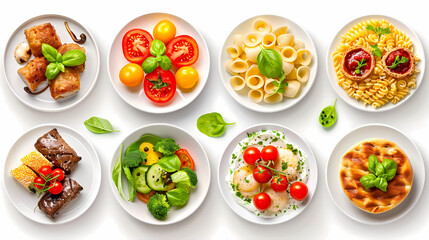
{"left": 387, "top": 55, "right": 409, "bottom": 69}
{"left": 142, "top": 39, "right": 172, "bottom": 73}
{"left": 257, "top": 47, "right": 288, "bottom": 95}
{"left": 197, "top": 112, "right": 235, "bottom": 137}
{"left": 360, "top": 154, "right": 397, "bottom": 192}
{"left": 366, "top": 25, "right": 391, "bottom": 38}
{"left": 354, "top": 59, "right": 367, "bottom": 74}
{"left": 319, "top": 99, "right": 337, "bottom": 128}
{"left": 282, "top": 162, "right": 288, "bottom": 171}
{"left": 370, "top": 44, "right": 382, "bottom": 58}
{"left": 84, "top": 116, "right": 119, "bottom": 134}
{"left": 42, "top": 43, "right": 86, "bottom": 80}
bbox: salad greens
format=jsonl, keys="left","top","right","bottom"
{"left": 197, "top": 112, "right": 235, "bottom": 137}
{"left": 42, "top": 43, "right": 86, "bottom": 80}
{"left": 319, "top": 99, "right": 337, "bottom": 128}
{"left": 142, "top": 39, "right": 172, "bottom": 73}
{"left": 84, "top": 116, "right": 119, "bottom": 134}
{"left": 112, "top": 144, "right": 125, "bottom": 199}
{"left": 154, "top": 138, "right": 180, "bottom": 156}
{"left": 360, "top": 154, "right": 397, "bottom": 192}
{"left": 147, "top": 193, "right": 171, "bottom": 220}
{"left": 167, "top": 188, "right": 190, "bottom": 206}
{"left": 158, "top": 155, "right": 181, "bottom": 172}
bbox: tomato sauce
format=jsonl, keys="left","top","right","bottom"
{"left": 385, "top": 49, "right": 411, "bottom": 74}
{"left": 343, "top": 48, "right": 372, "bottom": 77}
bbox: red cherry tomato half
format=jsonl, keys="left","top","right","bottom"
{"left": 175, "top": 149, "right": 195, "bottom": 171}
{"left": 290, "top": 182, "right": 309, "bottom": 201}
{"left": 39, "top": 166, "right": 52, "bottom": 178}
{"left": 166, "top": 35, "right": 199, "bottom": 67}
{"left": 51, "top": 168, "right": 65, "bottom": 182}
{"left": 144, "top": 67, "right": 176, "bottom": 103}
{"left": 243, "top": 147, "right": 261, "bottom": 165}
{"left": 33, "top": 177, "right": 45, "bottom": 190}
{"left": 253, "top": 166, "right": 272, "bottom": 183}
{"left": 48, "top": 181, "right": 63, "bottom": 195}
{"left": 253, "top": 192, "right": 271, "bottom": 211}
{"left": 261, "top": 145, "right": 279, "bottom": 162}
{"left": 270, "top": 175, "right": 288, "bottom": 192}
{"left": 122, "top": 28, "right": 153, "bottom": 65}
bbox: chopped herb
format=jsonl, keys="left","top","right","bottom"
{"left": 232, "top": 154, "right": 237, "bottom": 159}
{"left": 282, "top": 162, "right": 288, "bottom": 171}
{"left": 287, "top": 144, "right": 293, "bottom": 150}
{"left": 245, "top": 179, "right": 250, "bottom": 183}
{"left": 293, "top": 205, "right": 296, "bottom": 210}
{"left": 257, "top": 141, "right": 263, "bottom": 145}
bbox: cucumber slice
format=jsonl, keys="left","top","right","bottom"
{"left": 146, "top": 163, "right": 167, "bottom": 191}
{"left": 132, "top": 166, "right": 151, "bottom": 194}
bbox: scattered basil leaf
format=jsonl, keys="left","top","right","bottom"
{"left": 197, "top": 112, "right": 235, "bottom": 137}
{"left": 150, "top": 39, "right": 167, "bottom": 56}
{"left": 42, "top": 43, "right": 59, "bottom": 63}
{"left": 45, "top": 63, "right": 60, "bottom": 80}
{"left": 368, "top": 154, "right": 378, "bottom": 174}
{"left": 360, "top": 173, "right": 376, "bottom": 189}
{"left": 160, "top": 55, "right": 172, "bottom": 70}
{"left": 387, "top": 55, "right": 409, "bottom": 69}
{"left": 158, "top": 155, "right": 181, "bottom": 172}
{"left": 166, "top": 187, "right": 190, "bottom": 206}
{"left": 257, "top": 48, "right": 284, "bottom": 78}
{"left": 374, "top": 177, "right": 388, "bottom": 192}
{"left": 123, "top": 167, "right": 136, "bottom": 201}
{"left": 84, "top": 116, "right": 119, "bottom": 134}
{"left": 319, "top": 99, "right": 337, "bottom": 128}
{"left": 375, "top": 162, "right": 385, "bottom": 176}
{"left": 370, "top": 44, "right": 382, "bottom": 58}
{"left": 142, "top": 57, "right": 158, "bottom": 73}
{"left": 112, "top": 144, "right": 126, "bottom": 200}
{"left": 62, "top": 49, "right": 86, "bottom": 66}
{"left": 382, "top": 159, "right": 397, "bottom": 181}
{"left": 366, "top": 25, "right": 391, "bottom": 38}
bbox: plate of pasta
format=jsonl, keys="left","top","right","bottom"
{"left": 219, "top": 15, "right": 317, "bottom": 113}
{"left": 327, "top": 15, "right": 425, "bottom": 111}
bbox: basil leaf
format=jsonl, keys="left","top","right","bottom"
{"left": 370, "top": 44, "right": 382, "bottom": 58}
{"left": 166, "top": 187, "right": 190, "bottom": 206}
{"left": 57, "top": 63, "right": 65, "bottom": 72}
{"left": 62, "top": 49, "right": 86, "bottom": 66}
{"left": 123, "top": 167, "right": 136, "bottom": 201}
{"left": 142, "top": 57, "right": 158, "bottom": 73}
{"left": 319, "top": 99, "right": 337, "bottom": 128}
{"left": 160, "top": 55, "right": 172, "bottom": 71}
{"left": 158, "top": 155, "right": 181, "bottom": 172}
{"left": 150, "top": 39, "right": 166, "bottom": 56}
{"left": 84, "top": 116, "right": 119, "bottom": 134}
{"left": 197, "top": 112, "right": 235, "bottom": 137}
{"left": 374, "top": 177, "right": 388, "bottom": 192}
{"left": 112, "top": 144, "right": 126, "bottom": 200}
{"left": 360, "top": 173, "right": 376, "bottom": 189}
{"left": 382, "top": 158, "right": 397, "bottom": 181}
{"left": 42, "top": 43, "right": 60, "bottom": 63}
{"left": 368, "top": 154, "right": 378, "bottom": 174}
{"left": 45, "top": 63, "right": 60, "bottom": 80}
{"left": 375, "top": 162, "right": 385, "bottom": 176}
{"left": 257, "top": 48, "right": 284, "bottom": 78}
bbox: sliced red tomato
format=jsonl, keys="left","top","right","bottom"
{"left": 122, "top": 29, "right": 153, "bottom": 64}
{"left": 166, "top": 35, "right": 199, "bottom": 67}
{"left": 175, "top": 149, "right": 195, "bottom": 170}
{"left": 137, "top": 190, "right": 156, "bottom": 204}
{"left": 144, "top": 67, "right": 176, "bottom": 103}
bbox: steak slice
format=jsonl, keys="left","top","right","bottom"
{"left": 34, "top": 128, "right": 81, "bottom": 175}
{"left": 38, "top": 177, "right": 83, "bottom": 219}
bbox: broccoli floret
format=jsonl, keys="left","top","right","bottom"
{"left": 171, "top": 167, "right": 198, "bottom": 188}
{"left": 147, "top": 193, "right": 170, "bottom": 220}
{"left": 122, "top": 150, "right": 148, "bottom": 168}
{"left": 154, "top": 138, "right": 180, "bottom": 156}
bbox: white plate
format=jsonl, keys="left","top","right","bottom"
{"left": 109, "top": 123, "right": 210, "bottom": 225}
{"left": 4, "top": 124, "right": 101, "bottom": 225}
{"left": 326, "top": 15, "right": 425, "bottom": 112}
{"left": 218, "top": 123, "right": 317, "bottom": 225}
{"left": 219, "top": 15, "right": 318, "bottom": 113}
{"left": 108, "top": 13, "right": 210, "bottom": 114}
{"left": 326, "top": 124, "right": 425, "bottom": 224}
{"left": 3, "top": 14, "right": 100, "bottom": 112}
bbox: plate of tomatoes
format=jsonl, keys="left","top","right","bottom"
{"left": 108, "top": 13, "right": 210, "bottom": 114}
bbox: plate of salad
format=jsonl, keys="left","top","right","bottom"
{"left": 110, "top": 123, "right": 210, "bottom": 225}
{"left": 107, "top": 12, "right": 210, "bottom": 114}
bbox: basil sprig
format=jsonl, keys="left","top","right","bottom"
{"left": 354, "top": 59, "right": 367, "bottom": 74}
{"left": 366, "top": 25, "right": 391, "bottom": 38}
{"left": 142, "top": 40, "right": 172, "bottom": 73}
{"left": 387, "top": 55, "right": 409, "bottom": 69}
{"left": 42, "top": 43, "right": 86, "bottom": 80}
{"left": 256, "top": 47, "right": 288, "bottom": 95}
{"left": 360, "top": 154, "right": 397, "bottom": 192}
{"left": 370, "top": 44, "right": 382, "bottom": 58}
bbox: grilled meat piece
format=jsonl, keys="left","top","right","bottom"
{"left": 17, "top": 57, "right": 49, "bottom": 92}
{"left": 49, "top": 68, "right": 80, "bottom": 100}
{"left": 34, "top": 128, "right": 81, "bottom": 175}
{"left": 24, "top": 23, "right": 62, "bottom": 57}
{"left": 38, "top": 177, "right": 83, "bottom": 219}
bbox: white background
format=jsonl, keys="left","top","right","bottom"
{"left": 1, "top": 0, "right": 428, "bottom": 239}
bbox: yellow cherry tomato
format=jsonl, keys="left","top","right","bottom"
{"left": 139, "top": 142, "right": 155, "bottom": 153}
{"left": 119, "top": 63, "right": 144, "bottom": 87}
{"left": 153, "top": 20, "right": 176, "bottom": 44}
{"left": 139, "top": 142, "right": 162, "bottom": 165}
{"left": 175, "top": 66, "right": 199, "bottom": 90}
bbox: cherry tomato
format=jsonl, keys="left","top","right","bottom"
{"left": 39, "top": 166, "right": 52, "bottom": 178}
{"left": 51, "top": 168, "right": 65, "bottom": 182}
{"left": 166, "top": 35, "right": 199, "bottom": 67}
{"left": 175, "top": 149, "right": 195, "bottom": 170}
{"left": 253, "top": 166, "right": 272, "bottom": 183}
{"left": 33, "top": 177, "right": 45, "bottom": 190}
{"left": 261, "top": 145, "right": 279, "bottom": 162}
{"left": 122, "top": 29, "right": 153, "bottom": 64}
{"left": 144, "top": 67, "right": 176, "bottom": 103}
{"left": 153, "top": 20, "right": 176, "bottom": 44}
{"left": 253, "top": 192, "right": 271, "bottom": 211}
{"left": 243, "top": 147, "right": 261, "bottom": 165}
{"left": 119, "top": 63, "right": 144, "bottom": 87}
{"left": 48, "top": 181, "right": 63, "bottom": 195}
{"left": 137, "top": 190, "right": 156, "bottom": 204}
{"left": 175, "top": 66, "right": 199, "bottom": 90}
{"left": 270, "top": 175, "right": 288, "bottom": 192}
{"left": 290, "top": 182, "right": 309, "bottom": 201}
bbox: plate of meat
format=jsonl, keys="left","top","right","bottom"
{"left": 3, "top": 14, "right": 100, "bottom": 112}
{"left": 4, "top": 124, "right": 101, "bottom": 224}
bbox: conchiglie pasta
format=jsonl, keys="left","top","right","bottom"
{"left": 277, "top": 34, "right": 294, "bottom": 47}
{"left": 297, "top": 66, "right": 310, "bottom": 83}
{"left": 296, "top": 49, "right": 312, "bottom": 66}
{"left": 253, "top": 19, "right": 272, "bottom": 34}
{"left": 272, "top": 26, "right": 288, "bottom": 38}
{"left": 246, "top": 75, "right": 265, "bottom": 90}
{"left": 230, "top": 76, "right": 246, "bottom": 91}
{"left": 286, "top": 67, "right": 298, "bottom": 80}
{"left": 244, "top": 32, "right": 262, "bottom": 48}
{"left": 280, "top": 46, "right": 297, "bottom": 62}
{"left": 231, "top": 58, "right": 249, "bottom": 73}
{"left": 244, "top": 46, "right": 262, "bottom": 63}
{"left": 264, "top": 78, "right": 277, "bottom": 94}
{"left": 283, "top": 80, "right": 301, "bottom": 98}
{"left": 226, "top": 45, "right": 243, "bottom": 59}
{"left": 245, "top": 65, "right": 261, "bottom": 79}
{"left": 282, "top": 61, "right": 294, "bottom": 76}
{"left": 248, "top": 89, "right": 264, "bottom": 103}
{"left": 264, "top": 92, "right": 283, "bottom": 103}
{"left": 262, "top": 33, "right": 276, "bottom": 49}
